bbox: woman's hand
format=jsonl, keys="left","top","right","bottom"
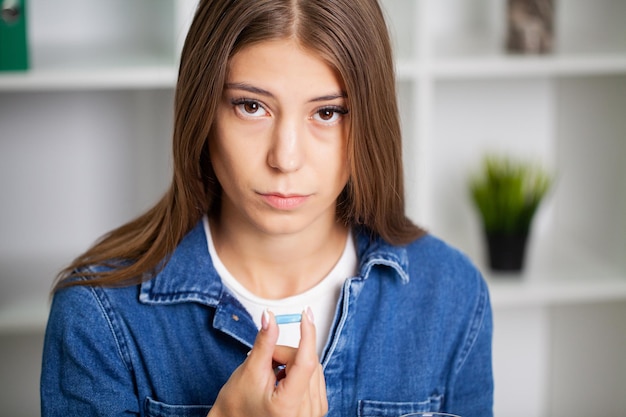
{"left": 208, "top": 309, "right": 328, "bottom": 417}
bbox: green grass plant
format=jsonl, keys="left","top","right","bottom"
{"left": 470, "top": 155, "right": 552, "bottom": 235}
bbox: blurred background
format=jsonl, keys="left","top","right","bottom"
{"left": 1, "top": 0, "right": 625, "bottom": 416}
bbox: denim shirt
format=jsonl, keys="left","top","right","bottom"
{"left": 41, "top": 221, "right": 493, "bottom": 417}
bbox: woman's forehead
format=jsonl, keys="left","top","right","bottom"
{"left": 225, "top": 39, "right": 345, "bottom": 98}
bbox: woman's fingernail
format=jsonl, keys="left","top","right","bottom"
{"left": 261, "top": 309, "right": 270, "bottom": 330}
{"left": 304, "top": 306, "right": 315, "bottom": 324}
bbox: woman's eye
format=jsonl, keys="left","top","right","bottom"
{"left": 313, "top": 107, "right": 348, "bottom": 123}
{"left": 233, "top": 99, "right": 268, "bottom": 117}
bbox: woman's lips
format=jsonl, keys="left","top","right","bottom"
{"left": 260, "top": 193, "right": 310, "bottom": 210}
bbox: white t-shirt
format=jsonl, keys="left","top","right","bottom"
{"left": 203, "top": 217, "right": 357, "bottom": 356}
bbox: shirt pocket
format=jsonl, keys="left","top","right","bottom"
{"left": 144, "top": 396, "right": 211, "bottom": 417}
{"left": 358, "top": 394, "right": 443, "bottom": 417}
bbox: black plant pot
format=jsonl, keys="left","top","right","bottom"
{"left": 485, "top": 232, "right": 529, "bottom": 272}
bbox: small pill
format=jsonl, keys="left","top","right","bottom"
{"left": 275, "top": 313, "right": 302, "bottom": 325}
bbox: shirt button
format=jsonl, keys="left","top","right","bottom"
{"left": 232, "top": 314, "right": 239, "bottom": 321}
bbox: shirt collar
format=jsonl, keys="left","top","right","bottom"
{"left": 139, "top": 221, "right": 223, "bottom": 306}
{"left": 354, "top": 227, "right": 410, "bottom": 284}
{"left": 139, "top": 222, "right": 411, "bottom": 306}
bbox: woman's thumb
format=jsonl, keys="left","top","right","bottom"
{"left": 246, "top": 309, "right": 279, "bottom": 371}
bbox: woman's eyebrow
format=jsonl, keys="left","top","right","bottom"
{"left": 225, "top": 82, "right": 274, "bottom": 98}
{"left": 225, "top": 82, "right": 346, "bottom": 103}
{"left": 309, "top": 92, "right": 347, "bottom": 103}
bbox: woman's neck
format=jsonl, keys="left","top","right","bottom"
{"left": 209, "top": 216, "right": 349, "bottom": 299}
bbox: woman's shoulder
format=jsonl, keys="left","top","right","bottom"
{"left": 356, "top": 228, "right": 486, "bottom": 292}
{"left": 51, "top": 265, "right": 141, "bottom": 317}
{"left": 404, "top": 233, "right": 487, "bottom": 293}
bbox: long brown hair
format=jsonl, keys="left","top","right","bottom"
{"left": 55, "top": 0, "right": 424, "bottom": 290}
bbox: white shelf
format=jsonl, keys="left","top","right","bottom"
{"left": 475, "top": 229, "right": 625, "bottom": 307}
{"left": 0, "top": 66, "right": 178, "bottom": 91}
{"left": 489, "top": 275, "right": 626, "bottom": 309}
{"left": 0, "top": 44, "right": 179, "bottom": 91}
{"left": 0, "top": 0, "right": 198, "bottom": 91}
{"left": 395, "top": 54, "right": 626, "bottom": 82}
{"left": 431, "top": 53, "right": 626, "bottom": 79}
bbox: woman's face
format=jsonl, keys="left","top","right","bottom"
{"left": 211, "top": 38, "right": 350, "bottom": 238}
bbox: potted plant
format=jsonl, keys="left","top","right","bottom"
{"left": 469, "top": 154, "right": 552, "bottom": 272}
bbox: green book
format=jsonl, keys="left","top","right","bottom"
{"left": 0, "top": 0, "right": 29, "bottom": 71}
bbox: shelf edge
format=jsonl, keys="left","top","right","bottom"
{"left": 0, "top": 67, "right": 178, "bottom": 92}
{"left": 431, "top": 54, "right": 626, "bottom": 79}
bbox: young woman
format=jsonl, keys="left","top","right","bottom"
{"left": 41, "top": 1, "right": 493, "bottom": 416}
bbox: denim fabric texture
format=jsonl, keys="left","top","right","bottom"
{"left": 41, "top": 221, "right": 494, "bottom": 417}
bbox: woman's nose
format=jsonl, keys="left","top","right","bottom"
{"left": 267, "top": 116, "right": 304, "bottom": 173}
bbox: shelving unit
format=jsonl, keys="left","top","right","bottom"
{"left": 387, "top": 2, "right": 626, "bottom": 416}
{"left": 0, "top": 2, "right": 194, "bottom": 413}
{"left": 1, "top": 0, "right": 625, "bottom": 416}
